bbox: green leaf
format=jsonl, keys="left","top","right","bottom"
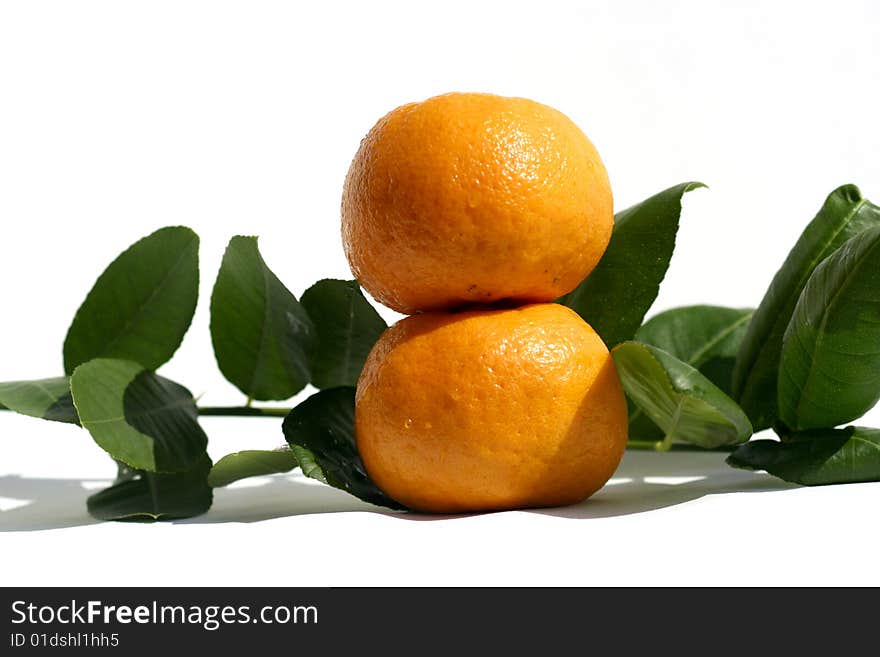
{"left": 635, "top": 306, "right": 754, "bottom": 394}
{"left": 63, "top": 226, "right": 199, "bottom": 374}
{"left": 210, "top": 236, "right": 315, "bottom": 401}
{"left": 0, "top": 377, "right": 79, "bottom": 424}
{"left": 87, "top": 455, "right": 213, "bottom": 521}
{"left": 628, "top": 306, "right": 753, "bottom": 441}
{"left": 624, "top": 397, "right": 664, "bottom": 442}
{"left": 559, "top": 182, "right": 705, "bottom": 347}
{"left": 300, "top": 279, "right": 387, "bottom": 389}
{"left": 70, "top": 358, "right": 208, "bottom": 473}
{"left": 778, "top": 226, "right": 880, "bottom": 430}
{"left": 208, "top": 448, "right": 298, "bottom": 487}
{"left": 727, "top": 427, "right": 880, "bottom": 485}
{"left": 289, "top": 444, "right": 327, "bottom": 483}
{"left": 732, "top": 185, "right": 880, "bottom": 430}
{"left": 612, "top": 341, "right": 753, "bottom": 449}
{"left": 282, "top": 387, "right": 406, "bottom": 510}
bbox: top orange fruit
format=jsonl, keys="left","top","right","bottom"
{"left": 342, "top": 92, "right": 613, "bottom": 314}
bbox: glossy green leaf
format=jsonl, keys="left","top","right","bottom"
{"left": 635, "top": 306, "right": 754, "bottom": 393}
{"left": 63, "top": 226, "right": 199, "bottom": 374}
{"left": 560, "top": 182, "right": 705, "bottom": 347}
{"left": 282, "top": 387, "right": 406, "bottom": 510}
{"left": 733, "top": 185, "right": 880, "bottom": 430}
{"left": 0, "top": 377, "right": 79, "bottom": 424}
{"left": 628, "top": 306, "right": 753, "bottom": 441}
{"left": 87, "top": 455, "right": 213, "bottom": 521}
{"left": 624, "top": 397, "right": 664, "bottom": 442}
{"left": 290, "top": 444, "right": 326, "bottom": 483}
{"left": 70, "top": 358, "right": 207, "bottom": 473}
{"left": 300, "top": 279, "right": 387, "bottom": 389}
{"left": 727, "top": 427, "right": 880, "bottom": 485}
{"left": 210, "top": 236, "right": 315, "bottom": 401}
{"left": 778, "top": 226, "right": 880, "bottom": 430}
{"left": 208, "top": 448, "right": 298, "bottom": 487}
{"left": 612, "top": 341, "right": 753, "bottom": 449}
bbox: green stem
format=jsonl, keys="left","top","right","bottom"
{"left": 627, "top": 439, "right": 664, "bottom": 450}
{"left": 196, "top": 406, "right": 291, "bottom": 418}
{"left": 1, "top": 403, "right": 736, "bottom": 452}
{"left": 0, "top": 404, "right": 293, "bottom": 418}
{"left": 657, "top": 403, "right": 684, "bottom": 451}
{"left": 626, "top": 441, "right": 735, "bottom": 453}
{"left": 0, "top": 403, "right": 292, "bottom": 418}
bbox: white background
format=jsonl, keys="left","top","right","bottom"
{"left": 1, "top": 0, "right": 879, "bottom": 585}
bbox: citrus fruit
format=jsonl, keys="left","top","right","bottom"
{"left": 342, "top": 92, "right": 613, "bottom": 314}
{"left": 355, "top": 303, "right": 628, "bottom": 513}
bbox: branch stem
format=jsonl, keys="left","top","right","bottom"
{"left": 626, "top": 440, "right": 735, "bottom": 453}
{"left": 196, "top": 406, "right": 291, "bottom": 418}
{"left": 1, "top": 403, "right": 736, "bottom": 452}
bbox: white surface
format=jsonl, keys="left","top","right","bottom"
{"left": 3, "top": 416, "right": 880, "bottom": 586}
{"left": 2, "top": 0, "right": 880, "bottom": 586}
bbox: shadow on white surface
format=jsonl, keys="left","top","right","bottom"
{"left": 192, "top": 474, "right": 388, "bottom": 524}
{"left": 534, "top": 449, "right": 797, "bottom": 519}
{"left": 0, "top": 475, "right": 102, "bottom": 531}
{"left": 0, "top": 451, "right": 796, "bottom": 531}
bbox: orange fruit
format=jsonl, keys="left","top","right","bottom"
{"left": 355, "top": 303, "right": 628, "bottom": 513}
{"left": 342, "top": 92, "right": 613, "bottom": 314}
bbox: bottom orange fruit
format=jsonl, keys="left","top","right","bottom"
{"left": 355, "top": 303, "right": 628, "bottom": 513}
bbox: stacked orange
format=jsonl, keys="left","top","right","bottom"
{"left": 342, "top": 92, "right": 627, "bottom": 513}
